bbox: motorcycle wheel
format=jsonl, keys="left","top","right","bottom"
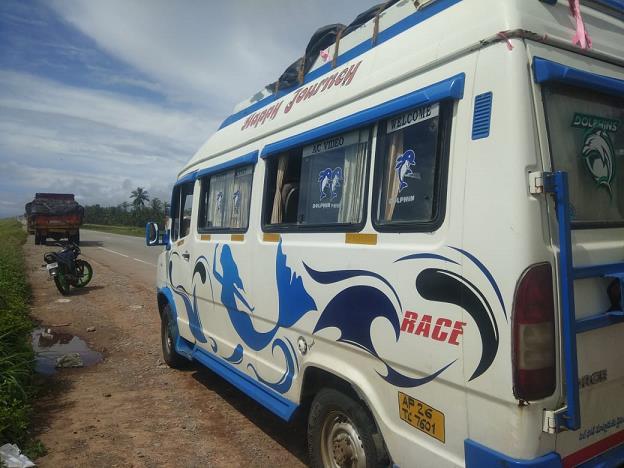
{"left": 54, "top": 270, "right": 71, "bottom": 295}
{"left": 72, "top": 260, "right": 93, "bottom": 288}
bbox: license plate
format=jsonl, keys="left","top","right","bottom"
{"left": 46, "top": 262, "right": 58, "bottom": 270}
{"left": 398, "top": 391, "right": 445, "bottom": 443}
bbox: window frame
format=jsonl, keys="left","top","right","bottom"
{"left": 197, "top": 163, "right": 255, "bottom": 234}
{"left": 261, "top": 126, "right": 374, "bottom": 233}
{"left": 171, "top": 180, "right": 195, "bottom": 242}
{"left": 371, "top": 100, "right": 453, "bottom": 233}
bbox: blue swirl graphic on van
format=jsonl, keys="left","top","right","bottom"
{"left": 415, "top": 268, "right": 498, "bottom": 381}
{"left": 223, "top": 344, "right": 244, "bottom": 365}
{"left": 305, "top": 248, "right": 503, "bottom": 386}
{"left": 396, "top": 249, "right": 503, "bottom": 381}
{"left": 248, "top": 338, "right": 296, "bottom": 394}
{"left": 303, "top": 265, "right": 455, "bottom": 388}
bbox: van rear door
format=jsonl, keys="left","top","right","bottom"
{"left": 532, "top": 52, "right": 624, "bottom": 465}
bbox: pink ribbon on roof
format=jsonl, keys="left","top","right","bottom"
{"left": 569, "top": 0, "right": 592, "bottom": 49}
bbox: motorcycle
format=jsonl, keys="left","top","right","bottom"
{"left": 43, "top": 243, "right": 93, "bottom": 295}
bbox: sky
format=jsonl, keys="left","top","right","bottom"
{"left": 0, "top": 0, "right": 368, "bottom": 217}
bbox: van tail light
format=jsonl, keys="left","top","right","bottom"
{"left": 512, "top": 263, "right": 556, "bottom": 401}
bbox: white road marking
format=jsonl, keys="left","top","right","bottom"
{"left": 133, "top": 257, "right": 156, "bottom": 267}
{"left": 98, "top": 247, "right": 129, "bottom": 258}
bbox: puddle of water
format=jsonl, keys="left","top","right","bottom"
{"left": 31, "top": 327, "right": 102, "bottom": 375}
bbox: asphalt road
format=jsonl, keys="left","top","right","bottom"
{"left": 40, "top": 229, "right": 162, "bottom": 288}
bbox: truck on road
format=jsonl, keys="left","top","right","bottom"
{"left": 25, "top": 193, "right": 84, "bottom": 245}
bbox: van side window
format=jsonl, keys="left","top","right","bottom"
{"left": 373, "top": 102, "right": 450, "bottom": 231}
{"left": 171, "top": 181, "right": 195, "bottom": 241}
{"left": 264, "top": 128, "right": 370, "bottom": 229}
{"left": 198, "top": 165, "right": 253, "bottom": 232}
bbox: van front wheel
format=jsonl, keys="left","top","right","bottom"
{"left": 161, "top": 304, "right": 186, "bottom": 369}
{"left": 308, "top": 388, "right": 388, "bottom": 468}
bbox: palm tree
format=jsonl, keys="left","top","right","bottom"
{"left": 150, "top": 197, "right": 163, "bottom": 213}
{"left": 130, "top": 187, "right": 149, "bottom": 210}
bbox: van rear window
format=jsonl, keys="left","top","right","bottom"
{"left": 543, "top": 84, "right": 624, "bottom": 226}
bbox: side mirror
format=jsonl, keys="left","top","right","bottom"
{"left": 145, "top": 222, "right": 169, "bottom": 247}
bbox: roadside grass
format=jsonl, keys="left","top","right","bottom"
{"left": 83, "top": 223, "right": 145, "bottom": 237}
{"left": 0, "top": 219, "right": 45, "bottom": 458}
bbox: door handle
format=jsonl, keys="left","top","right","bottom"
{"left": 182, "top": 252, "right": 190, "bottom": 261}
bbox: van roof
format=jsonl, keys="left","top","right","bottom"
{"left": 179, "top": 0, "right": 624, "bottom": 178}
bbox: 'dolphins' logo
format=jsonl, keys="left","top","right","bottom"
{"left": 318, "top": 167, "right": 343, "bottom": 201}
{"left": 395, "top": 149, "right": 416, "bottom": 193}
{"left": 581, "top": 129, "right": 616, "bottom": 197}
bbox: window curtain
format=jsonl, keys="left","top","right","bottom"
{"left": 338, "top": 130, "right": 368, "bottom": 223}
{"left": 271, "top": 154, "right": 288, "bottom": 224}
{"left": 206, "top": 172, "right": 229, "bottom": 228}
{"left": 383, "top": 131, "right": 403, "bottom": 222}
{"left": 230, "top": 169, "right": 252, "bottom": 229}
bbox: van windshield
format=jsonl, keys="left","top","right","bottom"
{"left": 543, "top": 84, "right": 624, "bottom": 226}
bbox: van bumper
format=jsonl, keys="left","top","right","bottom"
{"left": 465, "top": 438, "right": 624, "bottom": 467}
{"left": 464, "top": 440, "right": 561, "bottom": 467}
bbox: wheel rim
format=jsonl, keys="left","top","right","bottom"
{"left": 320, "top": 410, "right": 366, "bottom": 468}
{"left": 74, "top": 261, "right": 92, "bottom": 287}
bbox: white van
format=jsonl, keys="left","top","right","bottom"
{"left": 146, "top": 0, "right": 624, "bottom": 466}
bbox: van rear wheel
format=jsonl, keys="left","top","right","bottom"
{"left": 161, "top": 303, "right": 186, "bottom": 369}
{"left": 308, "top": 388, "right": 388, "bottom": 468}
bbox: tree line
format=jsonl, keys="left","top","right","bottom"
{"left": 83, "top": 187, "right": 169, "bottom": 227}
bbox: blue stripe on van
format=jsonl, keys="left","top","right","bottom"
{"left": 175, "top": 170, "right": 198, "bottom": 186}
{"left": 471, "top": 92, "right": 493, "bottom": 140}
{"left": 533, "top": 57, "right": 624, "bottom": 97}
{"left": 261, "top": 73, "right": 465, "bottom": 158}
{"left": 196, "top": 150, "right": 258, "bottom": 179}
{"left": 191, "top": 345, "right": 298, "bottom": 421}
{"left": 464, "top": 439, "right": 561, "bottom": 467}
{"left": 591, "top": 0, "right": 624, "bottom": 12}
{"left": 218, "top": 0, "right": 464, "bottom": 130}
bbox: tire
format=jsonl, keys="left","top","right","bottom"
{"left": 161, "top": 303, "right": 187, "bottom": 369}
{"left": 308, "top": 388, "right": 389, "bottom": 468}
{"left": 53, "top": 269, "right": 71, "bottom": 295}
{"left": 72, "top": 259, "right": 93, "bottom": 287}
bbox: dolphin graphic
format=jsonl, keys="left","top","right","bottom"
{"left": 212, "top": 242, "right": 316, "bottom": 351}
{"left": 582, "top": 129, "right": 615, "bottom": 196}
{"left": 330, "top": 167, "right": 343, "bottom": 200}
{"left": 395, "top": 149, "right": 416, "bottom": 193}
{"left": 318, "top": 168, "right": 333, "bottom": 200}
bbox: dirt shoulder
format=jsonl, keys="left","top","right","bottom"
{"left": 25, "top": 239, "right": 307, "bottom": 467}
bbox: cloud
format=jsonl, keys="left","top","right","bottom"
{"left": 49, "top": 0, "right": 366, "bottom": 109}
{"left": 0, "top": 71, "right": 216, "bottom": 216}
